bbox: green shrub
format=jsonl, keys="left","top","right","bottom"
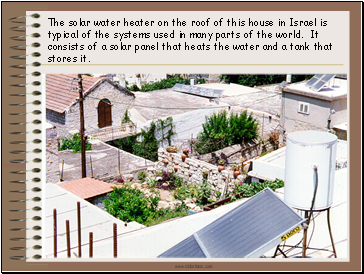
{"left": 118, "top": 135, "right": 137, "bottom": 153}
{"left": 151, "top": 171, "right": 185, "bottom": 191}
{"left": 171, "top": 173, "right": 184, "bottom": 188}
{"left": 226, "top": 178, "right": 285, "bottom": 200}
{"left": 118, "top": 117, "right": 176, "bottom": 162}
{"left": 127, "top": 84, "right": 140, "bottom": 91}
{"left": 143, "top": 203, "right": 189, "bottom": 227}
{"left": 197, "top": 78, "right": 206, "bottom": 84}
{"left": 194, "top": 110, "right": 259, "bottom": 154}
{"left": 137, "top": 170, "right": 148, "bottom": 182}
{"left": 132, "top": 122, "right": 159, "bottom": 161}
{"left": 173, "top": 179, "right": 212, "bottom": 207}
{"left": 219, "top": 74, "right": 314, "bottom": 87}
{"left": 104, "top": 185, "right": 191, "bottom": 227}
{"left": 103, "top": 187, "right": 160, "bottom": 224}
{"left": 140, "top": 74, "right": 190, "bottom": 92}
{"left": 156, "top": 117, "right": 176, "bottom": 146}
{"left": 59, "top": 133, "right": 92, "bottom": 153}
{"left": 121, "top": 109, "right": 132, "bottom": 124}
{"left": 144, "top": 177, "right": 158, "bottom": 189}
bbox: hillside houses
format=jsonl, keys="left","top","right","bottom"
{"left": 46, "top": 74, "right": 348, "bottom": 182}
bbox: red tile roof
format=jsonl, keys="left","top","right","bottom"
{"left": 46, "top": 74, "right": 134, "bottom": 113}
{"left": 46, "top": 74, "right": 99, "bottom": 113}
{"left": 58, "top": 177, "right": 118, "bottom": 199}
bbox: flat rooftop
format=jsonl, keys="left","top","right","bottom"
{"left": 283, "top": 78, "right": 347, "bottom": 100}
{"left": 253, "top": 139, "right": 347, "bottom": 169}
{"left": 131, "top": 83, "right": 282, "bottom": 124}
{"left": 248, "top": 140, "right": 347, "bottom": 182}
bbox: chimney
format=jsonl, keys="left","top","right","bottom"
{"left": 286, "top": 74, "right": 292, "bottom": 83}
{"left": 119, "top": 75, "right": 126, "bottom": 87}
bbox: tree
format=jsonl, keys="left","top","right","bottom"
{"left": 219, "top": 74, "right": 313, "bottom": 87}
{"left": 132, "top": 122, "right": 159, "bottom": 161}
{"left": 194, "top": 110, "right": 259, "bottom": 154}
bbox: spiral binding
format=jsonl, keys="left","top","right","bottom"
{"left": 9, "top": 13, "right": 42, "bottom": 261}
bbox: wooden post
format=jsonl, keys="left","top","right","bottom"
{"left": 66, "top": 220, "right": 71, "bottom": 258}
{"left": 89, "top": 232, "right": 93, "bottom": 258}
{"left": 77, "top": 74, "right": 87, "bottom": 178}
{"left": 90, "top": 155, "right": 94, "bottom": 178}
{"left": 302, "top": 211, "right": 309, "bottom": 258}
{"left": 118, "top": 150, "right": 121, "bottom": 177}
{"left": 113, "top": 223, "right": 117, "bottom": 258}
{"left": 77, "top": 201, "right": 82, "bottom": 258}
{"left": 60, "top": 160, "right": 64, "bottom": 181}
{"left": 53, "top": 209, "right": 57, "bottom": 258}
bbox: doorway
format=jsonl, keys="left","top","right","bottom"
{"left": 98, "top": 99, "right": 112, "bottom": 128}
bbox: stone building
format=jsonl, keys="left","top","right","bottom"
{"left": 46, "top": 74, "right": 135, "bottom": 139}
{"left": 280, "top": 75, "right": 347, "bottom": 139}
{"left": 46, "top": 122, "right": 60, "bottom": 183}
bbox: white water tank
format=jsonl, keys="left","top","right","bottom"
{"left": 284, "top": 131, "right": 337, "bottom": 211}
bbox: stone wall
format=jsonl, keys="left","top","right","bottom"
{"left": 46, "top": 126, "right": 60, "bottom": 183}
{"left": 156, "top": 148, "right": 247, "bottom": 200}
{"left": 194, "top": 140, "right": 278, "bottom": 166}
{"left": 46, "top": 109, "right": 69, "bottom": 138}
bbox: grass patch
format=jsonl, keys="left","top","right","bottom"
{"left": 143, "top": 204, "right": 189, "bottom": 227}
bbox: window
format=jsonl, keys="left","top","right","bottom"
{"left": 298, "top": 102, "right": 310, "bottom": 115}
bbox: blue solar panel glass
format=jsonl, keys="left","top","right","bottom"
{"left": 305, "top": 75, "right": 324, "bottom": 87}
{"left": 158, "top": 188, "right": 305, "bottom": 258}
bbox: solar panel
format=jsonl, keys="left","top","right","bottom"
{"left": 305, "top": 74, "right": 336, "bottom": 92}
{"left": 310, "top": 74, "right": 335, "bottom": 92}
{"left": 172, "top": 83, "right": 224, "bottom": 98}
{"left": 320, "top": 74, "right": 336, "bottom": 83}
{"left": 158, "top": 188, "right": 306, "bottom": 258}
{"left": 305, "top": 74, "right": 324, "bottom": 87}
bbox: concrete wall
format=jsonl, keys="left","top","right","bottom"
{"left": 331, "top": 98, "right": 348, "bottom": 126}
{"left": 252, "top": 112, "right": 281, "bottom": 141}
{"left": 248, "top": 148, "right": 286, "bottom": 182}
{"left": 46, "top": 126, "right": 60, "bottom": 183}
{"left": 47, "top": 81, "right": 135, "bottom": 138}
{"left": 281, "top": 92, "right": 347, "bottom": 133}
